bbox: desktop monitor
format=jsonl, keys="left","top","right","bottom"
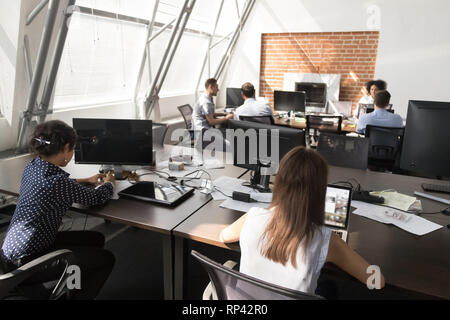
{"left": 327, "top": 101, "right": 353, "bottom": 117}
{"left": 228, "top": 119, "right": 305, "bottom": 191}
{"left": 226, "top": 88, "right": 245, "bottom": 107}
{"left": 295, "top": 82, "right": 327, "bottom": 109}
{"left": 273, "top": 90, "right": 306, "bottom": 112}
{"left": 73, "top": 118, "right": 153, "bottom": 166}
{"left": 400, "top": 100, "right": 450, "bottom": 178}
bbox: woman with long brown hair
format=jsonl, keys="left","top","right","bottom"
{"left": 220, "top": 146, "right": 384, "bottom": 295}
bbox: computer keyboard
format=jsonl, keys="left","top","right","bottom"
{"left": 421, "top": 183, "right": 450, "bottom": 194}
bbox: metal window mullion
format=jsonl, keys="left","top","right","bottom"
{"left": 17, "top": 0, "right": 60, "bottom": 151}
{"left": 39, "top": 0, "right": 77, "bottom": 123}
{"left": 147, "top": 18, "right": 176, "bottom": 44}
{"left": 147, "top": 0, "right": 197, "bottom": 119}
{"left": 26, "top": 0, "right": 50, "bottom": 26}
{"left": 144, "top": 0, "right": 190, "bottom": 117}
{"left": 214, "top": 0, "right": 254, "bottom": 80}
{"left": 134, "top": 0, "right": 160, "bottom": 119}
{"left": 194, "top": 0, "right": 224, "bottom": 104}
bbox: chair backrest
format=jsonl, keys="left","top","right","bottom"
{"left": 317, "top": 133, "right": 370, "bottom": 170}
{"left": 177, "top": 104, "right": 193, "bottom": 129}
{"left": 365, "top": 125, "right": 404, "bottom": 161}
{"left": 152, "top": 122, "right": 169, "bottom": 147}
{"left": 239, "top": 115, "right": 274, "bottom": 125}
{"left": 191, "top": 250, "right": 323, "bottom": 300}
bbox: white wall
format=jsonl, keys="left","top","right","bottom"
{"left": 219, "top": 0, "right": 450, "bottom": 118}
{"left": 0, "top": 0, "right": 20, "bottom": 124}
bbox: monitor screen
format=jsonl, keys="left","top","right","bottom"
{"left": 325, "top": 185, "right": 351, "bottom": 229}
{"left": 73, "top": 118, "right": 153, "bottom": 166}
{"left": 228, "top": 119, "right": 305, "bottom": 172}
{"left": 295, "top": 82, "right": 327, "bottom": 106}
{"left": 273, "top": 90, "right": 306, "bottom": 112}
{"left": 400, "top": 100, "right": 450, "bottom": 178}
{"left": 226, "top": 88, "right": 245, "bottom": 107}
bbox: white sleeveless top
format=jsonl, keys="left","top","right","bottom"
{"left": 239, "top": 207, "right": 332, "bottom": 294}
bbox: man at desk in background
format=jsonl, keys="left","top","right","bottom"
{"left": 192, "top": 78, "right": 234, "bottom": 130}
{"left": 356, "top": 90, "right": 403, "bottom": 135}
{"left": 234, "top": 82, "right": 274, "bottom": 120}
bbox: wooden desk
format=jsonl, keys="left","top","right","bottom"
{"left": 173, "top": 166, "right": 450, "bottom": 299}
{"left": 273, "top": 117, "right": 357, "bottom": 133}
{"left": 0, "top": 145, "right": 246, "bottom": 300}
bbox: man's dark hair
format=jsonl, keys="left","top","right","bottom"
{"left": 374, "top": 90, "right": 391, "bottom": 108}
{"left": 366, "top": 79, "right": 387, "bottom": 92}
{"left": 29, "top": 120, "right": 77, "bottom": 157}
{"left": 205, "top": 78, "right": 217, "bottom": 89}
{"left": 241, "top": 82, "right": 255, "bottom": 98}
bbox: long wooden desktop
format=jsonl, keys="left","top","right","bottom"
{"left": 173, "top": 166, "right": 450, "bottom": 300}
{"left": 273, "top": 116, "right": 357, "bottom": 133}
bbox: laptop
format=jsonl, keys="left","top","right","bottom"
{"left": 118, "top": 181, "right": 194, "bottom": 207}
{"left": 359, "top": 103, "right": 393, "bottom": 117}
{"left": 324, "top": 185, "right": 352, "bottom": 242}
{"left": 327, "top": 101, "right": 353, "bottom": 118}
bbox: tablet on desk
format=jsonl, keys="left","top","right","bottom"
{"left": 119, "top": 181, "right": 194, "bottom": 207}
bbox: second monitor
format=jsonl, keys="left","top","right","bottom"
{"left": 228, "top": 119, "right": 305, "bottom": 191}
{"left": 226, "top": 88, "right": 245, "bottom": 108}
{"left": 274, "top": 90, "right": 306, "bottom": 113}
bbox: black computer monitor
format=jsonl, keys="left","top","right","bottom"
{"left": 226, "top": 88, "right": 245, "bottom": 107}
{"left": 400, "top": 100, "right": 450, "bottom": 178}
{"left": 73, "top": 118, "right": 153, "bottom": 166}
{"left": 228, "top": 119, "right": 305, "bottom": 191}
{"left": 295, "top": 82, "right": 327, "bottom": 109}
{"left": 273, "top": 90, "right": 306, "bottom": 112}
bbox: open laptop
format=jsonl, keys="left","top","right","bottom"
{"left": 324, "top": 185, "right": 352, "bottom": 242}
{"left": 118, "top": 181, "right": 194, "bottom": 207}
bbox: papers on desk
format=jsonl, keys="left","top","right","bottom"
{"left": 352, "top": 201, "right": 442, "bottom": 236}
{"left": 370, "top": 191, "right": 418, "bottom": 212}
{"left": 219, "top": 199, "right": 270, "bottom": 212}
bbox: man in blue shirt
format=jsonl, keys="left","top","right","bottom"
{"left": 356, "top": 90, "right": 403, "bottom": 134}
{"left": 234, "top": 82, "right": 274, "bottom": 120}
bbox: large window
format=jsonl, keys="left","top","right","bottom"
{"left": 53, "top": 0, "right": 249, "bottom": 109}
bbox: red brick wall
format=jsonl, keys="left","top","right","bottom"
{"left": 260, "top": 31, "right": 379, "bottom": 112}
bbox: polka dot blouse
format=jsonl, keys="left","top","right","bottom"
{"left": 1, "top": 157, "right": 113, "bottom": 264}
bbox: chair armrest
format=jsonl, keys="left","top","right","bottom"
{"left": 0, "top": 249, "right": 74, "bottom": 299}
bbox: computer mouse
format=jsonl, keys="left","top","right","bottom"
{"left": 442, "top": 208, "right": 450, "bottom": 216}
{"left": 167, "top": 176, "right": 178, "bottom": 182}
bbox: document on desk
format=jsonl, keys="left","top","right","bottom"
{"left": 370, "top": 191, "right": 417, "bottom": 212}
{"left": 219, "top": 199, "right": 270, "bottom": 213}
{"left": 351, "top": 201, "right": 442, "bottom": 236}
{"left": 211, "top": 176, "right": 251, "bottom": 200}
{"left": 211, "top": 176, "right": 274, "bottom": 202}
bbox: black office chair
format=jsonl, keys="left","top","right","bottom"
{"left": 317, "top": 133, "right": 370, "bottom": 170}
{"left": 306, "top": 115, "right": 343, "bottom": 147}
{"left": 152, "top": 122, "right": 169, "bottom": 147}
{"left": 191, "top": 250, "right": 323, "bottom": 300}
{"left": 365, "top": 125, "right": 404, "bottom": 172}
{"left": 239, "top": 115, "right": 275, "bottom": 125}
{"left": 177, "top": 104, "right": 198, "bottom": 147}
{"left": 0, "top": 249, "right": 75, "bottom": 300}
